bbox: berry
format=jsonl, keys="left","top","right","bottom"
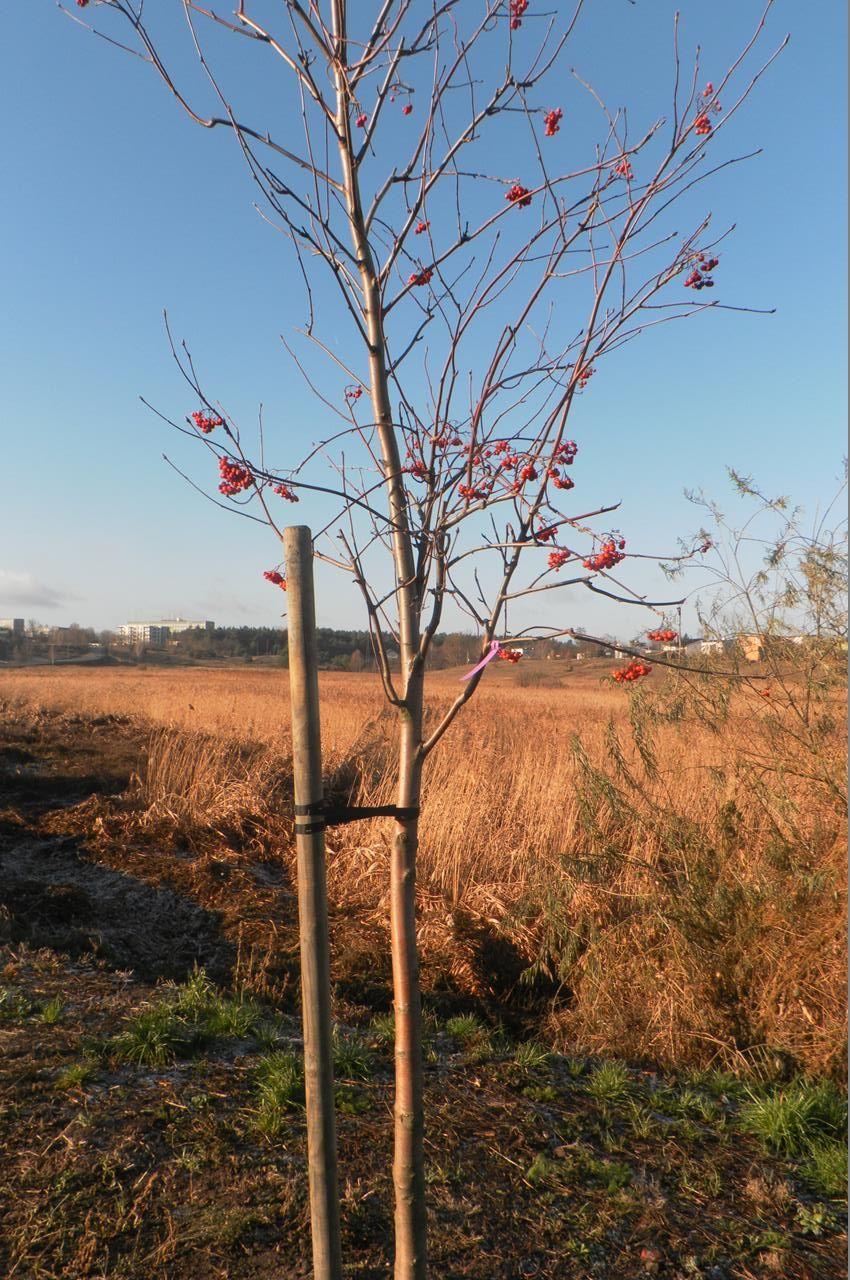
{"left": 408, "top": 267, "right": 434, "bottom": 287}
{"left": 344, "top": 385, "right": 364, "bottom": 402}
{"left": 414, "top": 220, "right": 430, "bottom": 235}
{"left": 583, "top": 538, "right": 626, "bottom": 572}
{"left": 505, "top": 183, "right": 532, "bottom": 208}
{"left": 509, "top": 0, "right": 529, "bottom": 28}
{"left": 647, "top": 629, "right": 677, "bottom": 643}
{"left": 613, "top": 157, "right": 633, "bottom": 180}
{"left": 543, "top": 108, "right": 563, "bottom": 137}
{"left": 355, "top": 113, "right": 367, "bottom": 128}
{"left": 402, "top": 104, "right": 413, "bottom": 116}
{"left": 548, "top": 548, "right": 572, "bottom": 570}
{"left": 191, "top": 410, "right": 223, "bottom": 434}
{"left": 273, "top": 483, "right": 299, "bottom": 502}
{"left": 684, "top": 253, "right": 720, "bottom": 291}
{"left": 497, "top": 647, "right": 523, "bottom": 663}
{"left": 263, "top": 570, "right": 287, "bottom": 590}
{"left": 218, "top": 458, "right": 254, "bottom": 496}
{"left": 613, "top": 658, "right": 652, "bottom": 684}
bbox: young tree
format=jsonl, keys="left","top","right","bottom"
{"left": 65, "top": 2, "right": 785, "bottom": 1274}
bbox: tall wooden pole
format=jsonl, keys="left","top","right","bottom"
{"left": 284, "top": 525, "right": 343, "bottom": 1280}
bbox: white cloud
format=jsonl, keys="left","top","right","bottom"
{"left": 0, "top": 570, "right": 72, "bottom": 609}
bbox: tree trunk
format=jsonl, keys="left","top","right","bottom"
{"left": 391, "top": 693, "right": 427, "bottom": 1279}
{"left": 329, "top": 6, "right": 428, "bottom": 1271}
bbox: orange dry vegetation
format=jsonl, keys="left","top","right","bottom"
{"left": 1, "top": 660, "right": 846, "bottom": 1076}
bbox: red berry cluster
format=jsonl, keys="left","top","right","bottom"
{"left": 355, "top": 113, "right": 367, "bottom": 128}
{"left": 430, "top": 431, "right": 463, "bottom": 448}
{"left": 613, "top": 659, "right": 652, "bottom": 684}
{"left": 548, "top": 548, "right": 572, "bottom": 570}
{"left": 218, "top": 458, "right": 254, "bottom": 496}
{"left": 547, "top": 439, "right": 577, "bottom": 488}
{"left": 506, "top": 183, "right": 532, "bottom": 208}
{"left": 76, "top": 0, "right": 89, "bottom": 6}
{"left": 191, "top": 410, "right": 223, "bottom": 434}
{"left": 535, "top": 523, "right": 558, "bottom": 543}
{"left": 553, "top": 439, "right": 578, "bottom": 465}
{"left": 583, "top": 538, "right": 626, "bottom": 572}
{"left": 414, "top": 221, "right": 430, "bottom": 235}
{"left": 684, "top": 253, "right": 719, "bottom": 290}
{"left": 497, "top": 647, "right": 523, "bottom": 663}
{"left": 699, "top": 84, "right": 723, "bottom": 127}
{"left": 543, "top": 108, "right": 563, "bottom": 137}
{"left": 613, "top": 157, "right": 633, "bottom": 180}
{"left": 452, "top": 433, "right": 582, "bottom": 505}
{"left": 408, "top": 267, "right": 433, "bottom": 287}
{"left": 402, "top": 104, "right": 413, "bottom": 117}
{"left": 274, "top": 483, "right": 299, "bottom": 503}
{"left": 406, "top": 460, "right": 429, "bottom": 481}
{"left": 647, "top": 629, "right": 677, "bottom": 643}
{"left": 458, "top": 483, "right": 489, "bottom": 501}
{"left": 263, "top": 570, "right": 287, "bottom": 590}
{"left": 509, "top": 0, "right": 528, "bottom": 29}
{"left": 699, "top": 538, "right": 713, "bottom": 554}
{"left": 344, "top": 385, "right": 363, "bottom": 402}
{"left": 547, "top": 467, "right": 574, "bottom": 491}
{"left": 693, "top": 88, "right": 722, "bottom": 138}
{"left": 576, "top": 364, "right": 594, "bottom": 390}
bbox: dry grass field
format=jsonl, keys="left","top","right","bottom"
{"left": 1, "top": 658, "right": 845, "bottom": 1077}
{"left": 0, "top": 659, "right": 846, "bottom": 1278}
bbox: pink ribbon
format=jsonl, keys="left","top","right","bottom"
{"left": 459, "top": 639, "right": 500, "bottom": 682}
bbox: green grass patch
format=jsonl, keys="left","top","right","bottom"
{"left": 584, "top": 1060, "right": 633, "bottom": 1106}
{"left": 738, "top": 1079, "right": 846, "bottom": 1158}
{"left": 800, "top": 1139, "right": 848, "bottom": 1200}
{"left": 251, "top": 1050, "right": 304, "bottom": 1137}
{"left": 369, "top": 1012, "right": 395, "bottom": 1047}
{"left": 332, "top": 1028, "right": 373, "bottom": 1081}
{"left": 38, "top": 996, "right": 64, "bottom": 1024}
{"left": 107, "top": 969, "right": 269, "bottom": 1067}
{"left": 444, "top": 1014, "right": 494, "bottom": 1061}
{"left": 513, "top": 1041, "right": 552, "bottom": 1072}
{"left": 110, "top": 1004, "right": 189, "bottom": 1067}
{"left": 54, "top": 1061, "right": 96, "bottom": 1091}
{"left": 0, "top": 986, "right": 35, "bottom": 1021}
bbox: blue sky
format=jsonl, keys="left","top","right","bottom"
{"left": 1, "top": 1, "right": 846, "bottom": 637}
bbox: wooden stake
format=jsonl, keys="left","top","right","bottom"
{"left": 284, "top": 525, "right": 343, "bottom": 1280}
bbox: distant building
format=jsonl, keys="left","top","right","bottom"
{"left": 117, "top": 623, "right": 171, "bottom": 647}
{"left": 117, "top": 617, "right": 214, "bottom": 646}
{"left": 0, "top": 618, "right": 24, "bottom": 635}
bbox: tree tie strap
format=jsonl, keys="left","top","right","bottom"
{"left": 294, "top": 800, "right": 420, "bottom": 836}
